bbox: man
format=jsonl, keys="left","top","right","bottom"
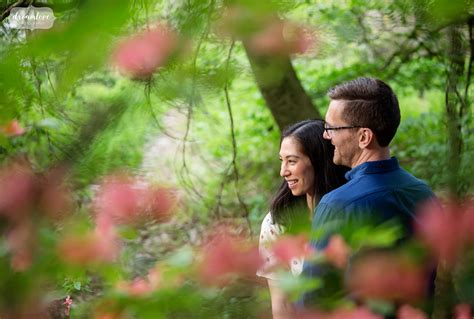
{"left": 302, "top": 77, "right": 435, "bottom": 305}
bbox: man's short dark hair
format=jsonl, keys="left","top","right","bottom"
{"left": 328, "top": 77, "right": 400, "bottom": 147}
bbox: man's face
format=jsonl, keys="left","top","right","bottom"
{"left": 323, "top": 100, "right": 360, "bottom": 168}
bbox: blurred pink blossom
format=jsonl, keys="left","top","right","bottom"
{"left": 111, "top": 25, "right": 179, "bottom": 79}
{"left": 58, "top": 231, "right": 120, "bottom": 265}
{"left": 63, "top": 296, "right": 73, "bottom": 316}
{"left": 324, "top": 234, "right": 351, "bottom": 269}
{"left": 142, "top": 186, "right": 176, "bottom": 222}
{"left": 1, "top": 120, "right": 25, "bottom": 136}
{"left": 347, "top": 252, "right": 428, "bottom": 303}
{"left": 397, "top": 304, "right": 428, "bottom": 319}
{"left": 39, "top": 167, "right": 72, "bottom": 219}
{"left": 454, "top": 304, "right": 472, "bottom": 319}
{"left": 93, "top": 176, "right": 178, "bottom": 228}
{"left": 198, "top": 232, "right": 263, "bottom": 286}
{"left": 116, "top": 267, "right": 162, "bottom": 296}
{"left": 246, "top": 20, "right": 314, "bottom": 56}
{"left": 6, "top": 220, "right": 34, "bottom": 271}
{"left": 147, "top": 268, "right": 162, "bottom": 289}
{"left": 416, "top": 199, "right": 474, "bottom": 265}
{"left": 0, "top": 162, "right": 36, "bottom": 222}
{"left": 93, "top": 176, "right": 143, "bottom": 225}
{"left": 272, "top": 234, "right": 313, "bottom": 265}
{"left": 297, "top": 306, "right": 382, "bottom": 319}
{"left": 117, "top": 278, "right": 153, "bottom": 296}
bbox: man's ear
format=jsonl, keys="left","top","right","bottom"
{"left": 358, "top": 128, "right": 375, "bottom": 149}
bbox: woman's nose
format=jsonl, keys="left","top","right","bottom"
{"left": 280, "top": 164, "right": 289, "bottom": 177}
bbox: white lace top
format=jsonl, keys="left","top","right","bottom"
{"left": 256, "top": 212, "right": 304, "bottom": 280}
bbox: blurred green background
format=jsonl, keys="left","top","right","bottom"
{"left": 1, "top": 0, "right": 473, "bottom": 318}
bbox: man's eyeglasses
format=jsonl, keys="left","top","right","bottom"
{"left": 323, "top": 122, "right": 362, "bottom": 136}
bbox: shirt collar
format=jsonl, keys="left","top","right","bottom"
{"left": 345, "top": 157, "right": 399, "bottom": 181}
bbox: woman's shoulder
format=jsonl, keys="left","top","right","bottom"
{"left": 261, "top": 211, "right": 274, "bottom": 225}
{"left": 259, "top": 212, "right": 283, "bottom": 241}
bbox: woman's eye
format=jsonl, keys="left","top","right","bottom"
{"left": 289, "top": 160, "right": 296, "bottom": 164}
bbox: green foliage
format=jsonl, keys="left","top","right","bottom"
{"left": 393, "top": 105, "right": 474, "bottom": 194}
{"left": 1, "top": 0, "right": 473, "bottom": 317}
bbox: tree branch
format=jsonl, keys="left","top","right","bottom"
{"left": 244, "top": 44, "right": 320, "bottom": 132}
{"left": 463, "top": 16, "right": 474, "bottom": 105}
{"left": 223, "top": 40, "right": 253, "bottom": 236}
{"left": 1, "top": 0, "right": 29, "bottom": 22}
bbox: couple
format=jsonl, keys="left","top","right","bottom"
{"left": 257, "top": 77, "right": 434, "bottom": 318}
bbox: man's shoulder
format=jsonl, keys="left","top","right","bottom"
{"left": 318, "top": 180, "right": 361, "bottom": 211}
{"left": 319, "top": 165, "right": 433, "bottom": 207}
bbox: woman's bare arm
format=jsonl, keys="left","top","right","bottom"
{"left": 267, "top": 279, "right": 296, "bottom": 319}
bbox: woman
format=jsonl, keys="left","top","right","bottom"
{"left": 257, "top": 119, "right": 347, "bottom": 318}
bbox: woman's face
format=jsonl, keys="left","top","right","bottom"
{"left": 279, "top": 136, "right": 315, "bottom": 197}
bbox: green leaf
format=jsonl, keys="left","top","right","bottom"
{"left": 166, "top": 246, "right": 194, "bottom": 268}
{"left": 73, "top": 281, "right": 81, "bottom": 291}
{"left": 277, "top": 272, "right": 322, "bottom": 301}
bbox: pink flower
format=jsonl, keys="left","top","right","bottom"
{"left": 330, "top": 307, "right": 383, "bottom": 319}
{"left": 117, "top": 278, "right": 153, "bottom": 296}
{"left": 454, "top": 304, "right": 472, "bottom": 319}
{"left": 416, "top": 200, "right": 463, "bottom": 264}
{"left": 324, "top": 234, "right": 351, "bottom": 269}
{"left": 272, "top": 234, "right": 313, "bottom": 265}
{"left": 116, "top": 267, "right": 161, "bottom": 296}
{"left": 198, "top": 232, "right": 263, "bottom": 286}
{"left": 58, "top": 231, "right": 120, "bottom": 265}
{"left": 93, "top": 176, "right": 143, "bottom": 225}
{"left": 1, "top": 120, "right": 25, "bottom": 136}
{"left": 93, "top": 176, "right": 179, "bottom": 229}
{"left": 38, "top": 167, "right": 72, "bottom": 219}
{"left": 147, "top": 268, "right": 162, "bottom": 289}
{"left": 297, "top": 307, "right": 382, "bottom": 319}
{"left": 397, "top": 304, "right": 428, "bottom": 319}
{"left": 63, "top": 296, "right": 73, "bottom": 316}
{"left": 245, "top": 20, "right": 314, "bottom": 56}
{"left": 142, "top": 186, "right": 176, "bottom": 222}
{"left": 112, "top": 25, "right": 179, "bottom": 79}
{"left": 416, "top": 199, "right": 474, "bottom": 265}
{"left": 347, "top": 252, "right": 428, "bottom": 303}
{"left": 0, "top": 162, "right": 36, "bottom": 222}
{"left": 6, "top": 220, "right": 34, "bottom": 271}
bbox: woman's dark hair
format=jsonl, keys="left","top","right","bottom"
{"left": 270, "top": 119, "right": 348, "bottom": 226}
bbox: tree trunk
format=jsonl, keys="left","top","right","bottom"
{"left": 432, "top": 23, "right": 466, "bottom": 319}
{"left": 243, "top": 43, "right": 321, "bottom": 132}
{"left": 445, "top": 25, "right": 465, "bottom": 196}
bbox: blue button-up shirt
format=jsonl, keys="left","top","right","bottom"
{"left": 301, "top": 157, "right": 435, "bottom": 306}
